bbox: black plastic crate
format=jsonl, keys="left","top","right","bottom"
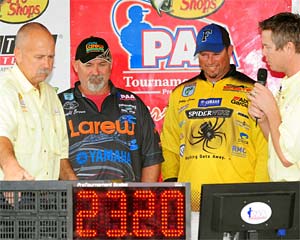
{"left": 0, "top": 181, "right": 71, "bottom": 240}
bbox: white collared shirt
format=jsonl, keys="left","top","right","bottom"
{"left": 0, "top": 64, "right": 69, "bottom": 180}
{"left": 268, "top": 70, "right": 300, "bottom": 181}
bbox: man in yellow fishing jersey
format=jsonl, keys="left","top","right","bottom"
{"left": 161, "top": 23, "right": 269, "bottom": 212}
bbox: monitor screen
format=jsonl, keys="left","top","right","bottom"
{"left": 198, "top": 181, "right": 300, "bottom": 240}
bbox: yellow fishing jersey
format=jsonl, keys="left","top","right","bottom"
{"left": 161, "top": 65, "right": 269, "bottom": 211}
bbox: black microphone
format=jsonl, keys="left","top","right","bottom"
{"left": 255, "top": 68, "right": 268, "bottom": 126}
{"left": 257, "top": 68, "right": 267, "bottom": 86}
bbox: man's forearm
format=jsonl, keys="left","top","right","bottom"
{"left": 141, "top": 164, "right": 161, "bottom": 182}
{"left": 59, "top": 158, "right": 78, "bottom": 180}
{"left": 258, "top": 118, "right": 270, "bottom": 140}
{"left": 0, "top": 137, "right": 20, "bottom": 173}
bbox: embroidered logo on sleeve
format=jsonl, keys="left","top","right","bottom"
{"left": 18, "top": 93, "right": 27, "bottom": 112}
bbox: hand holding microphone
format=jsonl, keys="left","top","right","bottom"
{"left": 254, "top": 68, "right": 268, "bottom": 126}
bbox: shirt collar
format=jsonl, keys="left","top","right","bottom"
{"left": 12, "top": 64, "right": 44, "bottom": 93}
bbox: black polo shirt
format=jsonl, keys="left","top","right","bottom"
{"left": 58, "top": 81, "right": 163, "bottom": 181}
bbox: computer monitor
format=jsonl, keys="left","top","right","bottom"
{"left": 198, "top": 181, "right": 300, "bottom": 240}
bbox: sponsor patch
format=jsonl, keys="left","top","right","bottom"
{"left": 119, "top": 103, "right": 137, "bottom": 114}
{"left": 76, "top": 149, "right": 132, "bottom": 165}
{"left": 179, "top": 144, "right": 185, "bottom": 157}
{"left": 238, "top": 132, "right": 249, "bottom": 144}
{"left": 186, "top": 107, "right": 233, "bottom": 119}
{"left": 18, "top": 93, "right": 27, "bottom": 112}
{"left": 119, "top": 93, "right": 136, "bottom": 101}
{"left": 231, "top": 145, "right": 247, "bottom": 157}
{"left": 235, "top": 120, "right": 250, "bottom": 130}
{"left": 179, "top": 120, "right": 186, "bottom": 128}
{"left": 68, "top": 119, "right": 136, "bottom": 138}
{"left": 119, "top": 115, "right": 137, "bottom": 124}
{"left": 63, "top": 92, "right": 74, "bottom": 101}
{"left": 240, "top": 132, "right": 248, "bottom": 139}
{"left": 178, "top": 104, "right": 188, "bottom": 114}
{"left": 231, "top": 96, "right": 248, "bottom": 108}
{"left": 63, "top": 100, "right": 79, "bottom": 110}
{"left": 198, "top": 98, "right": 222, "bottom": 107}
{"left": 223, "top": 84, "right": 252, "bottom": 92}
{"left": 182, "top": 84, "right": 195, "bottom": 97}
{"left": 237, "top": 111, "right": 249, "bottom": 119}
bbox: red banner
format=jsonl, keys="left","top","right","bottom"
{"left": 70, "top": 0, "right": 292, "bottom": 131}
{"left": 0, "top": 1, "right": 293, "bottom": 131}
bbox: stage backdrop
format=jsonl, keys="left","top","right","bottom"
{"left": 1, "top": 0, "right": 298, "bottom": 131}
{"left": 70, "top": 0, "right": 294, "bottom": 131}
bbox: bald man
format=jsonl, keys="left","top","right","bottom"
{"left": 0, "top": 22, "right": 77, "bottom": 181}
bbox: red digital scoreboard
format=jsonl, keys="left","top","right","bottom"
{"left": 72, "top": 182, "right": 191, "bottom": 239}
